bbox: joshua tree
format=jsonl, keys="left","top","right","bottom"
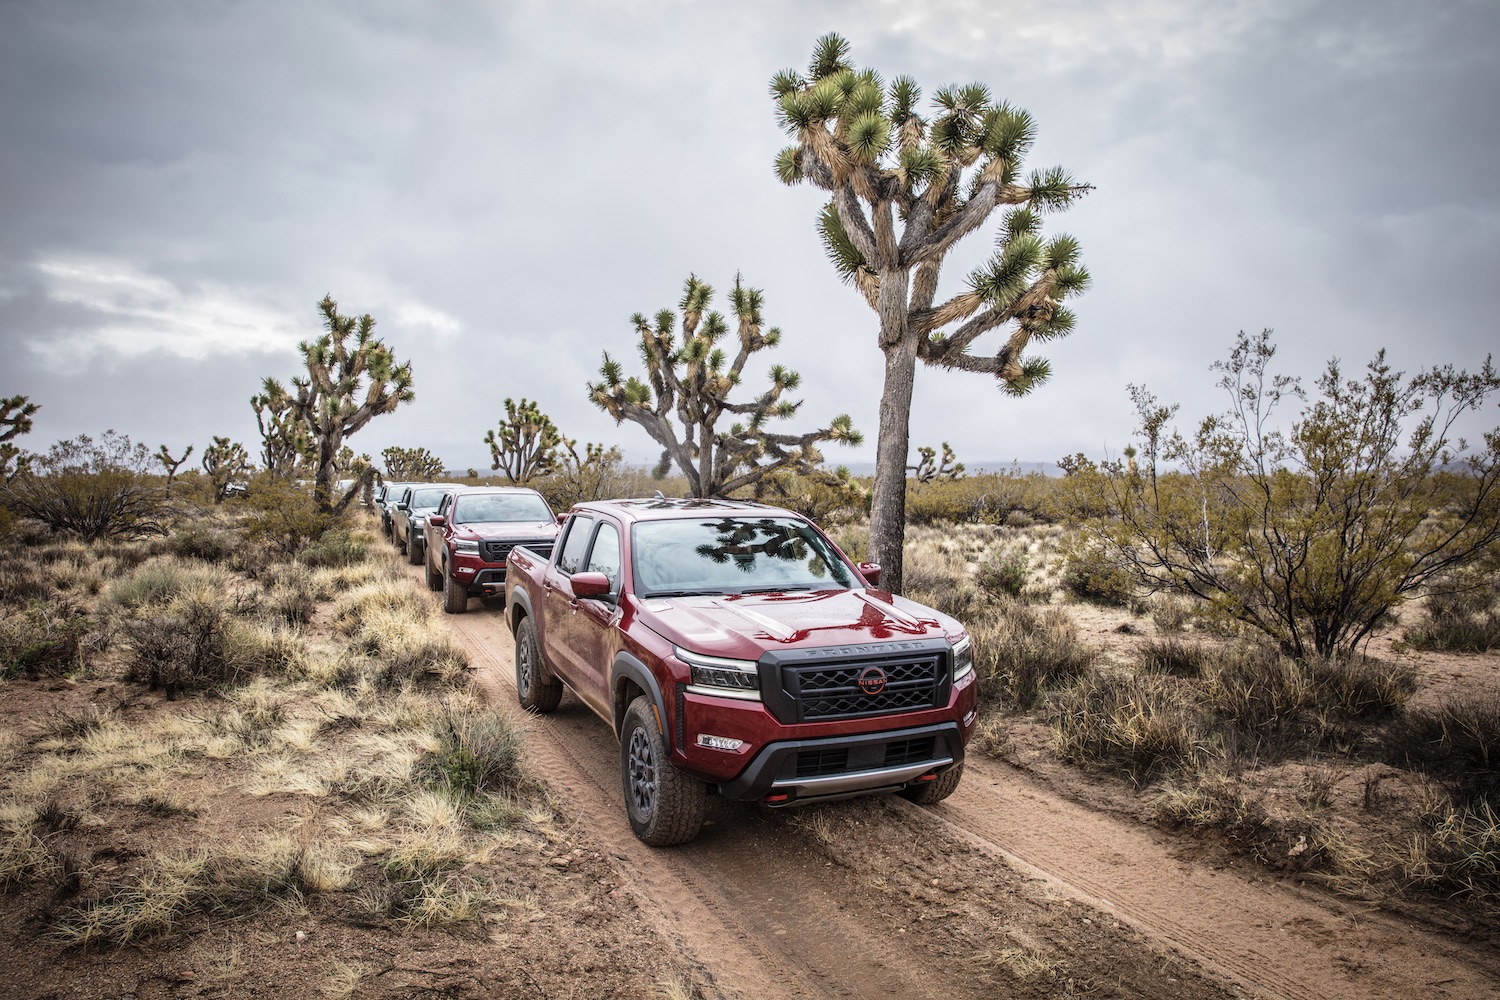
{"left": 772, "top": 34, "right": 1091, "bottom": 590}
{"left": 589, "top": 274, "right": 861, "bottom": 498}
{"left": 381, "top": 445, "right": 447, "bottom": 482}
{"left": 485, "top": 398, "right": 565, "bottom": 483}
{"left": 258, "top": 295, "right": 414, "bottom": 514}
{"left": 909, "top": 442, "right": 964, "bottom": 482}
{"left": 251, "top": 384, "right": 311, "bottom": 479}
{"left": 156, "top": 444, "right": 194, "bottom": 496}
{"left": 201, "top": 436, "right": 251, "bottom": 503}
{"left": 1, "top": 394, "right": 39, "bottom": 480}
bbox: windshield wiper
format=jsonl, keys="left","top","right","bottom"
{"left": 640, "top": 589, "right": 720, "bottom": 599}
{"left": 738, "top": 586, "right": 813, "bottom": 595}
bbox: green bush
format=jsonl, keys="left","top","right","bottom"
{"left": 0, "top": 602, "right": 91, "bottom": 679}
{"left": 1061, "top": 543, "right": 1133, "bottom": 606}
{"left": 971, "top": 597, "right": 1096, "bottom": 709}
{"left": 300, "top": 530, "right": 368, "bottom": 568}
{"left": 977, "top": 550, "right": 1029, "bottom": 599}
{"left": 1404, "top": 587, "right": 1500, "bottom": 653}
{"left": 169, "top": 522, "right": 235, "bottom": 562}
{"left": 1053, "top": 672, "right": 1202, "bottom": 779}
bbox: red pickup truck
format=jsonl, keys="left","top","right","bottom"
{"left": 423, "top": 486, "right": 559, "bottom": 614}
{"left": 504, "top": 497, "right": 978, "bottom": 846}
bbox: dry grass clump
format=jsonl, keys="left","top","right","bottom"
{"left": 1134, "top": 637, "right": 1211, "bottom": 677}
{"left": 1054, "top": 673, "right": 1203, "bottom": 780}
{"left": 335, "top": 580, "right": 468, "bottom": 687}
{"left": 0, "top": 600, "right": 94, "bottom": 679}
{"left": 107, "top": 556, "right": 232, "bottom": 611}
{"left": 1387, "top": 694, "right": 1499, "bottom": 805}
{"left": 169, "top": 521, "right": 236, "bottom": 563}
{"left": 1403, "top": 797, "right": 1500, "bottom": 901}
{"left": 1404, "top": 585, "right": 1500, "bottom": 653}
{"left": 0, "top": 558, "right": 53, "bottom": 604}
{"left": 970, "top": 597, "right": 1096, "bottom": 709}
{"left": 0, "top": 829, "right": 64, "bottom": 888}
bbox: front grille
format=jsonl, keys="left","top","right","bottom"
{"left": 785, "top": 654, "right": 943, "bottom": 721}
{"left": 883, "top": 737, "right": 936, "bottom": 767}
{"left": 794, "top": 748, "right": 849, "bottom": 778}
{"left": 482, "top": 539, "right": 554, "bottom": 564}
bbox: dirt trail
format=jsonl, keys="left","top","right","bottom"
{"left": 438, "top": 594, "right": 1497, "bottom": 1000}
{"left": 929, "top": 764, "right": 1498, "bottom": 999}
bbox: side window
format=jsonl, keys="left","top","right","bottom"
{"left": 437, "top": 494, "right": 451, "bottom": 515}
{"left": 584, "top": 523, "right": 621, "bottom": 593}
{"left": 556, "top": 516, "right": 595, "bottom": 575}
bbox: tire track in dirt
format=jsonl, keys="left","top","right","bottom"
{"left": 913, "top": 759, "right": 1499, "bottom": 1000}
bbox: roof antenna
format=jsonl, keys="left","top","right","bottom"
{"left": 653, "top": 490, "right": 666, "bottom": 500}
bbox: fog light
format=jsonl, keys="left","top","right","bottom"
{"left": 696, "top": 734, "right": 744, "bottom": 752}
{"left": 456, "top": 566, "right": 474, "bottom": 575}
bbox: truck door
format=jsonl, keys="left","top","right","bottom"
{"left": 543, "top": 516, "right": 605, "bottom": 713}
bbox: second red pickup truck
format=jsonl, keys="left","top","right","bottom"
{"left": 504, "top": 497, "right": 978, "bottom": 846}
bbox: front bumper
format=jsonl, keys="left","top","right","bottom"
{"left": 717, "top": 721, "right": 964, "bottom": 805}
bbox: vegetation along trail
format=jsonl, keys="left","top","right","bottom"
{"left": 424, "top": 571, "right": 1488, "bottom": 1000}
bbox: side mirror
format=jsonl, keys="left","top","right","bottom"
{"left": 857, "top": 561, "right": 882, "bottom": 586}
{"left": 556, "top": 513, "right": 569, "bottom": 525}
{"left": 397, "top": 502, "right": 409, "bottom": 511}
{"left": 571, "top": 572, "right": 612, "bottom": 599}
{"left": 428, "top": 515, "right": 446, "bottom": 527}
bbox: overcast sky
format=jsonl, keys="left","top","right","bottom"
{"left": 3, "top": 0, "right": 1497, "bottom": 474}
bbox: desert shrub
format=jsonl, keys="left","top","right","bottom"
{"left": 266, "top": 578, "right": 317, "bottom": 625}
{"left": 0, "top": 830, "right": 62, "bottom": 889}
{"left": 977, "top": 550, "right": 1029, "bottom": 599}
{"left": 122, "top": 594, "right": 251, "bottom": 695}
{"left": 169, "top": 522, "right": 235, "bottom": 563}
{"left": 1061, "top": 543, "right": 1132, "bottom": 606}
{"left": 239, "top": 473, "right": 333, "bottom": 554}
{"left": 1135, "top": 637, "right": 1210, "bottom": 678}
{"left": 419, "top": 703, "right": 527, "bottom": 801}
{"left": 969, "top": 597, "right": 1096, "bottom": 709}
{"left": 300, "top": 529, "right": 369, "bottom": 568}
{"left": 0, "top": 602, "right": 91, "bottom": 679}
{"left": 1405, "top": 587, "right": 1500, "bottom": 653}
{"left": 0, "top": 431, "right": 170, "bottom": 540}
{"left": 1053, "top": 672, "right": 1202, "bottom": 779}
{"left": 905, "top": 470, "right": 1058, "bottom": 526}
{"left": 1200, "top": 647, "right": 1313, "bottom": 752}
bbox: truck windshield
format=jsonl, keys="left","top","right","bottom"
{"left": 454, "top": 494, "right": 553, "bottom": 524}
{"left": 632, "top": 517, "right": 855, "bottom": 597}
{"left": 409, "top": 488, "right": 447, "bottom": 509}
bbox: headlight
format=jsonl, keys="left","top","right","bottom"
{"left": 454, "top": 539, "right": 479, "bottom": 554}
{"left": 951, "top": 635, "right": 974, "bottom": 681}
{"left": 676, "top": 646, "right": 761, "bottom": 700}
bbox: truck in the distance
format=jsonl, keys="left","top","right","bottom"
{"left": 503, "top": 497, "right": 978, "bottom": 846}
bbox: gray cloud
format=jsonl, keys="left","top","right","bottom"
{"left": 2, "top": 0, "right": 1496, "bottom": 474}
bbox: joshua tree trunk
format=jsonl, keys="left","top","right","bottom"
{"left": 869, "top": 339, "right": 917, "bottom": 591}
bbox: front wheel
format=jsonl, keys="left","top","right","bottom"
{"left": 620, "top": 696, "right": 705, "bottom": 846}
{"left": 514, "top": 618, "right": 562, "bottom": 712}
{"left": 899, "top": 762, "right": 964, "bottom": 804}
{"left": 442, "top": 563, "right": 469, "bottom": 614}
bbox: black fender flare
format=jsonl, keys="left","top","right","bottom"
{"left": 507, "top": 585, "right": 534, "bottom": 635}
{"left": 611, "top": 651, "right": 668, "bottom": 740}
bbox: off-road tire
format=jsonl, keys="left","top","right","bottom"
{"left": 442, "top": 563, "right": 469, "bottom": 614}
{"left": 425, "top": 552, "right": 443, "bottom": 591}
{"left": 407, "top": 535, "right": 423, "bottom": 565}
{"left": 620, "top": 696, "right": 705, "bottom": 846}
{"left": 899, "top": 762, "right": 964, "bottom": 804}
{"left": 514, "top": 618, "right": 562, "bottom": 712}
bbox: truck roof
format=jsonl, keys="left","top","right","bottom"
{"left": 571, "top": 497, "right": 798, "bottom": 523}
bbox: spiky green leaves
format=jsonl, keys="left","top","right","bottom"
{"left": 847, "top": 112, "right": 891, "bottom": 163}
{"left": 775, "top": 146, "right": 804, "bottom": 185}
{"left": 889, "top": 76, "right": 920, "bottom": 123}
{"left": 978, "top": 103, "right": 1036, "bottom": 163}
{"left": 770, "top": 68, "right": 804, "bottom": 98}
{"left": 1003, "top": 357, "right": 1053, "bottom": 397}
{"left": 818, "top": 201, "right": 868, "bottom": 285}
{"left": 809, "top": 33, "right": 851, "bottom": 80}
{"left": 1028, "top": 166, "right": 1090, "bottom": 210}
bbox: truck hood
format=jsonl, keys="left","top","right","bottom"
{"left": 456, "top": 521, "right": 557, "bottom": 540}
{"left": 633, "top": 588, "right": 961, "bottom": 661}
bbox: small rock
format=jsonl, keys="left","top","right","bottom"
{"left": 549, "top": 856, "right": 571, "bottom": 868}
{"left": 293, "top": 930, "right": 307, "bottom": 944}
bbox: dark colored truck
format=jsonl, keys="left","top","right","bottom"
{"left": 392, "top": 483, "right": 459, "bottom": 566}
{"left": 504, "top": 497, "right": 978, "bottom": 846}
{"left": 423, "top": 486, "right": 560, "bottom": 614}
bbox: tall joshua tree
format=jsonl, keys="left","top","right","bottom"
{"left": 1, "top": 394, "right": 39, "bottom": 480}
{"left": 485, "top": 398, "right": 565, "bottom": 483}
{"left": 258, "top": 295, "right": 414, "bottom": 514}
{"left": 589, "top": 273, "right": 861, "bottom": 498}
{"left": 382, "top": 445, "right": 448, "bottom": 482}
{"left": 251, "top": 383, "right": 311, "bottom": 478}
{"left": 772, "top": 34, "right": 1092, "bottom": 590}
